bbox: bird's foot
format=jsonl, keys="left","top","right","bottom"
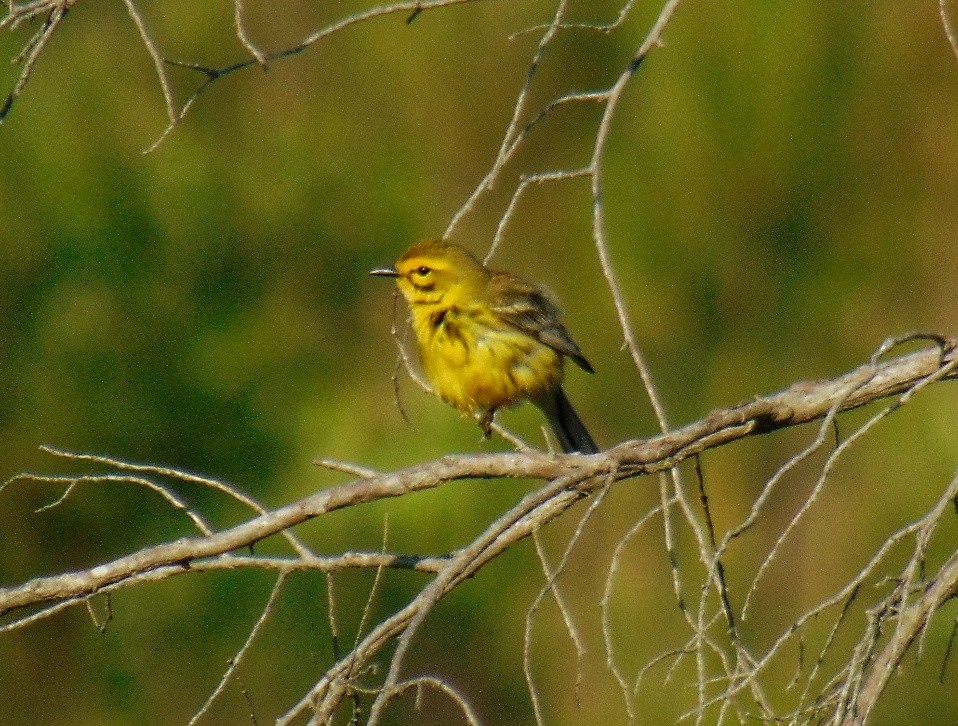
{"left": 479, "top": 409, "right": 495, "bottom": 440}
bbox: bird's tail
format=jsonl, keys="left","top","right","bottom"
{"left": 535, "top": 387, "right": 599, "bottom": 454}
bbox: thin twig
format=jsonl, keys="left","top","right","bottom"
{"left": 601, "top": 497, "right": 674, "bottom": 723}
{"left": 188, "top": 573, "right": 289, "bottom": 726}
{"left": 445, "top": 0, "right": 575, "bottom": 244}
{"left": 146, "top": 0, "right": 486, "bottom": 151}
{"left": 36, "top": 445, "right": 320, "bottom": 559}
{"left": 120, "top": 0, "right": 176, "bottom": 125}
{"left": 524, "top": 477, "right": 612, "bottom": 720}
{"left": 941, "top": 0, "right": 958, "bottom": 63}
{"left": 233, "top": 0, "right": 267, "bottom": 66}
{"left": 1, "top": 2, "right": 68, "bottom": 123}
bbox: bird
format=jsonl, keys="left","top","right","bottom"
{"left": 370, "top": 239, "right": 598, "bottom": 454}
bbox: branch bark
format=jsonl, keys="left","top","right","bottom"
{"left": 3, "top": 337, "right": 955, "bottom": 619}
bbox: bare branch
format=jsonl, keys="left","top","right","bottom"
{"left": 3, "top": 339, "right": 955, "bottom": 622}
{"left": 446, "top": 0, "right": 577, "bottom": 245}
{"left": 3, "top": 337, "right": 956, "bottom": 724}
{"left": 34, "top": 445, "right": 321, "bottom": 559}
{"left": 942, "top": 0, "right": 958, "bottom": 64}
{"left": 233, "top": 0, "right": 267, "bottom": 67}
{"left": 188, "top": 573, "right": 289, "bottom": 726}
{"left": 148, "top": 0, "right": 487, "bottom": 152}
{"left": 841, "top": 475, "right": 958, "bottom": 724}
{"left": 0, "top": 0, "right": 69, "bottom": 123}
{"left": 120, "top": 0, "right": 176, "bottom": 125}
{"left": 4, "top": 5, "right": 958, "bottom": 722}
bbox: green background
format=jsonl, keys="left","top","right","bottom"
{"left": 1, "top": 1, "right": 957, "bottom": 723}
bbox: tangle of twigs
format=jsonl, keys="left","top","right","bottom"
{"left": 4, "top": 1, "right": 958, "bottom": 724}
{"left": 2, "top": 337, "right": 957, "bottom": 723}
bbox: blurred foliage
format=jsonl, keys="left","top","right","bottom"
{"left": 1, "top": 1, "right": 957, "bottom": 724}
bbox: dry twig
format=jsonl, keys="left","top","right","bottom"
{"left": 3, "top": 339, "right": 957, "bottom": 723}
{"left": 4, "top": 2, "right": 958, "bottom": 724}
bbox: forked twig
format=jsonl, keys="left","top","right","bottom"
{"left": 0, "top": 0, "right": 70, "bottom": 123}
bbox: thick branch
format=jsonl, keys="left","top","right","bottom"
{"left": 611, "top": 338, "right": 958, "bottom": 464}
{"left": 1, "top": 339, "right": 954, "bottom": 618}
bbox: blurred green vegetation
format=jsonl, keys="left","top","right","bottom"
{"left": 1, "top": 1, "right": 957, "bottom": 724}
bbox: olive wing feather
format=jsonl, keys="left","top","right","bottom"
{"left": 487, "top": 273, "right": 595, "bottom": 374}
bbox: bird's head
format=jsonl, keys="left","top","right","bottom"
{"left": 370, "top": 239, "right": 487, "bottom": 307}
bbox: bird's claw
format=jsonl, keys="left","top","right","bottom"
{"left": 479, "top": 410, "right": 495, "bottom": 440}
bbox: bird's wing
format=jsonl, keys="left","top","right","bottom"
{"left": 488, "top": 273, "right": 595, "bottom": 374}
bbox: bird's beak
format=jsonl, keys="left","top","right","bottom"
{"left": 369, "top": 266, "right": 400, "bottom": 278}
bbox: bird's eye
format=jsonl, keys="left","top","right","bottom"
{"left": 414, "top": 266, "right": 431, "bottom": 277}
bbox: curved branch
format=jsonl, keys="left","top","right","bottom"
{"left": 2, "top": 338, "right": 955, "bottom": 619}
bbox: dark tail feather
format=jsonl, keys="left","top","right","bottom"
{"left": 536, "top": 387, "right": 599, "bottom": 454}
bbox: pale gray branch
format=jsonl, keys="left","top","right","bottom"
{"left": 3, "top": 339, "right": 955, "bottom": 622}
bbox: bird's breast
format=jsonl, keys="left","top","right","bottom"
{"left": 411, "top": 304, "right": 563, "bottom": 414}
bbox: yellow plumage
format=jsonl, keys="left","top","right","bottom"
{"left": 371, "top": 239, "right": 598, "bottom": 454}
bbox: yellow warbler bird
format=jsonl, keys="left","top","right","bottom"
{"left": 371, "top": 239, "right": 598, "bottom": 454}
